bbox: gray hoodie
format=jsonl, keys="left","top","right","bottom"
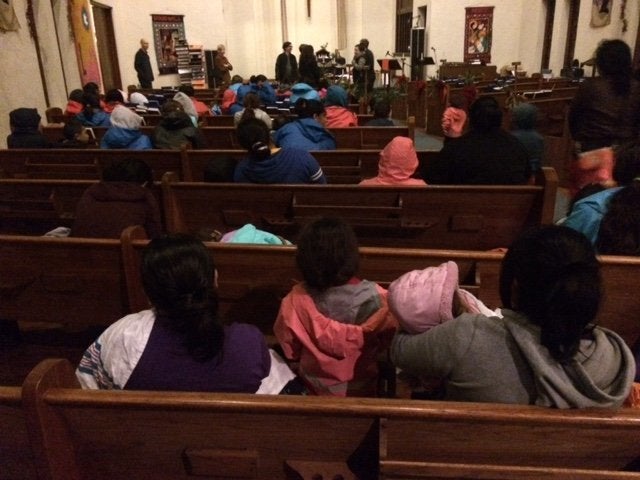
{"left": 391, "top": 309, "right": 635, "bottom": 408}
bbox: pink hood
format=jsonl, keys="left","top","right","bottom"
{"left": 359, "top": 136, "right": 426, "bottom": 186}
{"left": 325, "top": 106, "right": 358, "bottom": 127}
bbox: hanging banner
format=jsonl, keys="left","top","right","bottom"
{"left": 464, "top": 6, "right": 494, "bottom": 64}
{"left": 591, "top": 0, "right": 612, "bottom": 28}
{"left": 0, "top": 0, "right": 20, "bottom": 32}
{"left": 152, "top": 14, "right": 185, "bottom": 75}
{"left": 69, "top": 0, "right": 102, "bottom": 89}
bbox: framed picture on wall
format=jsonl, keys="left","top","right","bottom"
{"left": 152, "top": 14, "right": 186, "bottom": 75}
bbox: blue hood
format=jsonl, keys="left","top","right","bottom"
{"left": 100, "top": 127, "right": 152, "bottom": 149}
{"left": 273, "top": 118, "right": 336, "bottom": 151}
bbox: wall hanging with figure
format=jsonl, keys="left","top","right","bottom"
{"left": 464, "top": 6, "right": 494, "bottom": 64}
{"left": 151, "top": 14, "right": 185, "bottom": 75}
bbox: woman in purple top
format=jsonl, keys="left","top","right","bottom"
{"left": 76, "top": 234, "right": 283, "bottom": 393}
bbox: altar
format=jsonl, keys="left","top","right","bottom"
{"left": 439, "top": 63, "right": 497, "bottom": 81}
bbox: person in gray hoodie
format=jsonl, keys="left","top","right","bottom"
{"left": 391, "top": 225, "right": 635, "bottom": 408}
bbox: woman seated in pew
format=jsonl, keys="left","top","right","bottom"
{"left": 152, "top": 100, "right": 207, "bottom": 150}
{"left": 274, "top": 217, "right": 397, "bottom": 396}
{"left": 273, "top": 98, "right": 336, "bottom": 151}
{"left": 562, "top": 141, "right": 640, "bottom": 245}
{"left": 359, "top": 136, "right": 426, "bottom": 186}
{"left": 77, "top": 234, "right": 297, "bottom": 393}
{"left": 234, "top": 117, "right": 326, "bottom": 184}
{"left": 233, "top": 92, "right": 272, "bottom": 129}
{"left": 323, "top": 85, "right": 357, "bottom": 127}
{"left": 390, "top": 225, "right": 635, "bottom": 408}
{"left": 71, "top": 158, "right": 162, "bottom": 239}
{"left": 100, "top": 105, "right": 152, "bottom": 150}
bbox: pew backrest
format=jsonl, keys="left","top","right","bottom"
{"left": 20, "top": 358, "right": 640, "bottom": 480}
{"left": 160, "top": 167, "right": 557, "bottom": 250}
{"left": 0, "top": 386, "right": 38, "bottom": 479}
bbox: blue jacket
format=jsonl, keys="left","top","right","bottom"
{"left": 273, "top": 118, "right": 336, "bottom": 151}
{"left": 253, "top": 83, "right": 277, "bottom": 106}
{"left": 562, "top": 188, "right": 622, "bottom": 245}
{"left": 100, "top": 127, "right": 153, "bottom": 150}
{"left": 234, "top": 147, "right": 326, "bottom": 184}
{"left": 76, "top": 110, "right": 111, "bottom": 127}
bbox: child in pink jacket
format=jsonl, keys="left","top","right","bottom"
{"left": 274, "top": 217, "right": 397, "bottom": 396}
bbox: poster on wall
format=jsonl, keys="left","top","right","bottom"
{"left": 464, "top": 6, "right": 494, "bottom": 64}
{"left": 590, "top": 0, "right": 612, "bottom": 27}
{"left": 152, "top": 14, "right": 185, "bottom": 75}
{"left": 69, "top": 0, "right": 102, "bottom": 89}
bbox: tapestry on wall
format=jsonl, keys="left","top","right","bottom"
{"left": 591, "top": 0, "right": 612, "bottom": 27}
{"left": 69, "top": 0, "right": 102, "bottom": 89}
{"left": 464, "top": 6, "right": 494, "bottom": 64}
{"left": 0, "top": 0, "right": 20, "bottom": 32}
{"left": 152, "top": 14, "right": 185, "bottom": 75}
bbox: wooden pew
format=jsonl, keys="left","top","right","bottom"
{"left": 0, "top": 234, "right": 130, "bottom": 329}
{"left": 42, "top": 122, "right": 414, "bottom": 150}
{"left": 0, "top": 178, "right": 162, "bottom": 235}
{"left": 0, "top": 148, "right": 184, "bottom": 181}
{"left": 160, "top": 167, "right": 557, "bottom": 250}
{"left": 0, "top": 386, "right": 38, "bottom": 479}
{"left": 20, "top": 358, "right": 640, "bottom": 480}
{"left": 22, "top": 358, "right": 376, "bottom": 480}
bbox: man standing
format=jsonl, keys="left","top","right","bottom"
{"left": 214, "top": 44, "right": 233, "bottom": 88}
{"left": 359, "top": 38, "right": 375, "bottom": 94}
{"left": 134, "top": 38, "right": 154, "bottom": 89}
{"left": 275, "top": 41, "right": 298, "bottom": 86}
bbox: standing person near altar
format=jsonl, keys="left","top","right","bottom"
{"left": 359, "top": 38, "right": 375, "bottom": 93}
{"left": 134, "top": 38, "right": 154, "bottom": 89}
{"left": 276, "top": 41, "right": 298, "bottom": 86}
{"left": 214, "top": 44, "right": 233, "bottom": 88}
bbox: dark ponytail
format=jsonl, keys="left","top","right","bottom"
{"left": 236, "top": 117, "right": 271, "bottom": 160}
{"left": 142, "top": 234, "right": 224, "bottom": 362}
{"left": 500, "top": 226, "right": 601, "bottom": 363}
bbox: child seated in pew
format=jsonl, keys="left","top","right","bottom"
{"left": 76, "top": 233, "right": 297, "bottom": 393}
{"left": 390, "top": 225, "right": 635, "bottom": 408}
{"left": 234, "top": 117, "right": 326, "bottom": 184}
{"left": 387, "top": 261, "right": 501, "bottom": 398}
{"left": 71, "top": 158, "right": 162, "bottom": 239}
{"left": 359, "top": 136, "right": 426, "bottom": 186}
{"left": 7, "top": 108, "right": 51, "bottom": 149}
{"left": 274, "top": 217, "right": 397, "bottom": 396}
{"left": 365, "top": 99, "right": 394, "bottom": 127}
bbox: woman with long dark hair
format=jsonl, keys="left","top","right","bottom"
{"left": 76, "top": 234, "right": 292, "bottom": 393}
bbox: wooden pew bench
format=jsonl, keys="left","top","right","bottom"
{"left": 202, "top": 114, "right": 376, "bottom": 127}
{"left": 19, "top": 358, "right": 640, "bottom": 480}
{"left": 160, "top": 167, "right": 557, "bottom": 249}
{"left": 0, "top": 386, "right": 38, "bottom": 479}
{"left": 0, "top": 148, "right": 184, "bottom": 181}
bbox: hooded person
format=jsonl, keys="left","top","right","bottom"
{"left": 172, "top": 91, "right": 199, "bottom": 127}
{"left": 289, "top": 82, "right": 320, "bottom": 104}
{"left": 323, "top": 85, "right": 357, "bottom": 128}
{"left": 100, "top": 105, "right": 152, "bottom": 150}
{"left": 273, "top": 98, "right": 336, "bottom": 151}
{"left": 152, "top": 100, "right": 206, "bottom": 150}
{"left": 7, "top": 108, "right": 51, "bottom": 148}
{"left": 359, "top": 136, "right": 426, "bottom": 186}
{"left": 510, "top": 103, "right": 544, "bottom": 176}
{"left": 64, "top": 89, "right": 85, "bottom": 115}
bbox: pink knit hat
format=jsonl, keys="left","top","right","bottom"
{"left": 387, "top": 261, "right": 459, "bottom": 334}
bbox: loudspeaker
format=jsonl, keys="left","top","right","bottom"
{"left": 410, "top": 28, "right": 425, "bottom": 62}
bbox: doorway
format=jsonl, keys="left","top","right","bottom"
{"left": 91, "top": 2, "right": 122, "bottom": 90}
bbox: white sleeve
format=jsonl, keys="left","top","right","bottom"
{"left": 255, "top": 349, "right": 297, "bottom": 395}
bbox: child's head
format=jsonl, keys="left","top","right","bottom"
{"left": 613, "top": 141, "right": 640, "bottom": 186}
{"left": 296, "top": 217, "right": 359, "bottom": 292}
{"left": 63, "top": 118, "right": 92, "bottom": 144}
{"left": 596, "top": 181, "right": 640, "bottom": 255}
{"left": 372, "top": 100, "right": 391, "bottom": 119}
{"left": 499, "top": 225, "right": 600, "bottom": 363}
{"left": 236, "top": 118, "right": 271, "bottom": 158}
{"left": 510, "top": 103, "right": 538, "bottom": 130}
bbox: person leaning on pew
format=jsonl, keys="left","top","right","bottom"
{"left": 76, "top": 234, "right": 300, "bottom": 394}
{"left": 390, "top": 225, "right": 635, "bottom": 408}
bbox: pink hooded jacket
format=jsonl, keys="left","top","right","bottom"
{"left": 441, "top": 106, "right": 467, "bottom": 138}
{"left": 359, "top": 136, "right": 426, "bottom": 186}
{"left": 325, "top": 106, "right": 358, "bottom": 127}
{"left": 274, "top": 283, "right": 397, "bottom": 396}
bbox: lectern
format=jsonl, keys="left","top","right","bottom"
{"left": 377, "top": 59, "right": 402, "bottom": 87}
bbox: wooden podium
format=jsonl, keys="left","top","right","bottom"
{"left": 377, "top": 59, "right": 402, "bottom": 87}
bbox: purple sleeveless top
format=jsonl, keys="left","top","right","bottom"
{"left": 125, "top": 321, "right": 270, "bottom": 392}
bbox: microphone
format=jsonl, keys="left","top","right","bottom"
{"left": 385, "top": 50, "right": 391, "bottom": 57}
{"left": 431, "top": 47, "right": 436, "bottom": 52}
